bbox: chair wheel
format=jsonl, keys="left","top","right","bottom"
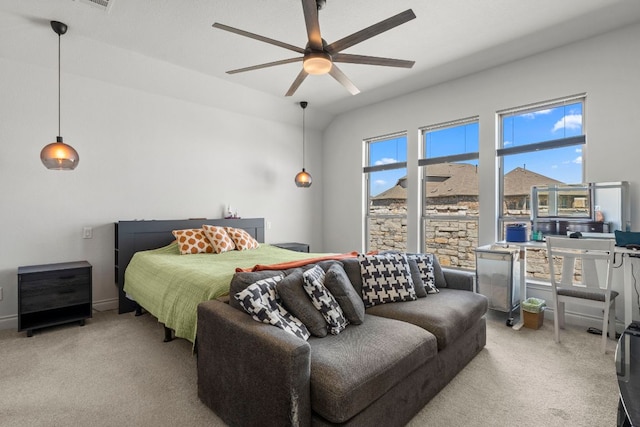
{"left": 506, "top": 318, "right": 514, "bottom": 327}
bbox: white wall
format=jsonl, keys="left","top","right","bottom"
{"left": 0, "top": 37, "right": 324, "bottom": 326}
{"left": 322, "top": 23, "right": 640, "bottom": 323}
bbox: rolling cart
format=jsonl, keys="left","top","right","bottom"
{"left": 475, "top": 245, "right": 521, "bottom": 326}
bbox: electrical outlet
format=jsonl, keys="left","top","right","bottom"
{"left": 82, "top": 227, "right": 93, "bottom": 239}
{"left": 267, "top": 221, "right": 272, "bottom": 230}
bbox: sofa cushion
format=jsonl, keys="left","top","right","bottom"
{"left": 303, "top": 265, "right": 349, "bottom": 335}
{"left": 234, "top": 276, "right": 310, "bottom": 340}
{"left": 359, "top": 253, "right": 417, "bottom": 308}
{"left": 276, "top": 269, "right": 328, "bottom": 337}
{"left": 365, "top": 289, "right": 488, "bottom": 351}
{"left": 323, "top": 263, "right": 365, "bottom": 325}
{"left": 228, "top": 270, "right": 284, "bottom": 311}
{"left": 308, "top": 314, "right": 437, "bottom": 423}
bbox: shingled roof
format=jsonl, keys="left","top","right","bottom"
{"left": 372, "top": 164, "right": 563, "bottom": 200}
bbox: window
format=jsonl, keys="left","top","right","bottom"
{"left": 498, "top": 95, "right": 585, "bottom": 281}
{"left": 364, "top": 134, "right": 407, "bottom": 252}
{"left": 498, "top": 95, "right": 585, "bottom": 236}
{"left": 420, "top": 117, "right": 479, "bottom": 270}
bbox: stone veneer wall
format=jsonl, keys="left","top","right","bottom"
{"left": 369, "top": 199, "right": 561, "bottom": 279}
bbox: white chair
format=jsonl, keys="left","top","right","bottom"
{"left": 545, "top": 236, "right": 618, "bottom": 353}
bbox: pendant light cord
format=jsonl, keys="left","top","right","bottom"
{"left": 57, "top": 32, "right": 61, "bottom": 137}
{"left": 302, "top": 106, "right": 306, "bottom": 169}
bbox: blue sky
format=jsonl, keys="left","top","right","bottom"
{"left": 368, "top": 103, "right": 583, "bottom": 197}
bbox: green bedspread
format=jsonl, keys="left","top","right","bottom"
{"left": 123, "top": 243, "right": 327, "bottom": 343}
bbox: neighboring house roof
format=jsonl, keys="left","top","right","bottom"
{"left": 503, "top": 167, "right": 563, "bottom": 197}
{"left": 372, "top": 165, "right": 563, "bottom": 200}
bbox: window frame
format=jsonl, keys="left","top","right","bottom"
{"left": 363, "top": 132, "right": 408, "bottom": 252}
{"left": 497, "top": 94, "right": 586, "bottom": 239}
{"left": 419, "top": 116, "right": 480, "bottom": 269}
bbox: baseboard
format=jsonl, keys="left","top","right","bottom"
{"left": 92, "top": 298, "right": 118, "bottom": 312}
{"left": 0, "top": 298, "right": 119, "bottom": 331}
{"left": 0, "top": 314, "right": 17, "bottom": 330}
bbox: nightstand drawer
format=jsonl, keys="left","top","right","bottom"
{"left": 20, "top": 270, "right": 91, "bottom": 313}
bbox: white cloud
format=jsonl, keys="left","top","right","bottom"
{"left": 552, "top": 114, "right": 582, "bottom": 132}
{"left": 522, "top": 109, "right": 553, "bottom": 119}
{"left": 503, "top": 140, "right": 513, "bottom": 146}
{"left": 573, "top": 156, "right": 583, "bottom": 164}
{"left": 575, "top": 147, "right": 582, "bottom": 153}
{"left": 374, "top": 179, "right": 387, "bottom": 187}
{"left": 374, "top": 157, "right": 397, "bottom": 166}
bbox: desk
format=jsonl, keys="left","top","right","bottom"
{"left": 494, "top": 240, "right": 637, "bottom": 331}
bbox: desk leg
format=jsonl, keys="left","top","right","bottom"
{"left": 623, "top": 254, "right": 633, "bottom": 328}
{"left": 512, "top": 248, "right": 526, "bottom": 330}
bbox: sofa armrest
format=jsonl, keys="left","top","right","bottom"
{"left": 442, "top": 267, "right": 475, "bottom": 292}
{"left": 197, "top": 300, "right": 311, "bottom": 427}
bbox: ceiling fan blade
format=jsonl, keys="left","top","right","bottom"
{"left": 329, "top": 64, "right": 360, "bottom": 95}
{"left": 213, "top": 22, "right": 305, "bottom": 54}
{"left": 301, "top": 0, "right": 323, "bottom": 51}
{"left": 326, "top": 9, "right": 416, "bottom": 54}
{"left": 285, "top": 69, "right": 309, "bottom": 97}
{"left": 226, "top": 57, "right": 303, "bottom": 74}
{"left": 333, "top": 53, "right": 414, "bottom": 68}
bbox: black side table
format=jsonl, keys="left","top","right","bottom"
{"left": 616, "top": 323, "right": 640, "bottom": 426}
{"left": 272, "top": 242, "right": 310, "bottom": 253}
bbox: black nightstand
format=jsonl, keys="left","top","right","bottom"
{"left": 273, "top": 242, "right": 310, "bottom": 253}
{"left": 17, "top": 261, "right": 92, "bottom": 337}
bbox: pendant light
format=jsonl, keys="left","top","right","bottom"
{"left": 294, "top": 101, "right": 312, "bottom": 188}
{"left": 40, "top": 21, "right": 79, "bottom": 170}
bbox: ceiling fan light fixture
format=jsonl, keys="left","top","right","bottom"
{"left": 303, "top": 51, "right": 332, "bottom": 75}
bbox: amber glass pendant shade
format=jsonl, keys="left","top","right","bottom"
{"left": 40, "top": 136, "right": 80, "bottom": 170}
{"left": 295, "top": 168, "right": 312, "bottom": 187}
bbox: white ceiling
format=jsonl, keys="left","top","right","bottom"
{"left": 2, "top": 0, "right": 640, "bottom": 124}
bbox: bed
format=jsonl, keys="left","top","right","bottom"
{"left": 114, "top": 218, "right": 327, "bottom": 343}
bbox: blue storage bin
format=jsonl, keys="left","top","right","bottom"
{"left": 506, "top": 224, "right": 528, "bottom": 242}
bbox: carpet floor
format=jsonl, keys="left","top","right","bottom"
{"left": 0, "top": 309, "right": 619, "bottom": 426}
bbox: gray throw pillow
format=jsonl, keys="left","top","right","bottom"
{"left": 229, "top": 270, "right": 284, "bottom": 311}
{"left": 407, "top": 253, "right": 439, "bottom": 294}
{"left": 276, "top": 269, "right": 328, "bottom": 337}
{"left": 323, "top": 263, "right": 365, "bottom": 324}
{"left": 406, "top": 259, "right": 428, "bottom": 298}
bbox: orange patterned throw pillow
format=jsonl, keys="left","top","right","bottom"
{"left": 226, "top": 227, "right": 260, "bottom": 251}
{"left": 171, "top": 229, "right": 214, "bottom": 255}
{"left": 202, "top": 225, "right": 236, "bottom": 254}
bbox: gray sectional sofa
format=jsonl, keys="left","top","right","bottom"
{"left": 196, "top": 254, "right": 488, "bottom": 427}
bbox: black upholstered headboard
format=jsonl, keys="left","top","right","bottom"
{"left": 114, "top": 218, "right": 265, "bottom": 314}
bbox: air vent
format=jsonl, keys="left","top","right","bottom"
{"left": 76, "top": 0, "right": 113, "bottom": 12}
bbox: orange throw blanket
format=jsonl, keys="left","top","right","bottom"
{"left": 235, "top": 251, "right": 365, "bottom": 273}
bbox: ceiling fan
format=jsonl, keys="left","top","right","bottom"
{"left": 212, "top": 0, "right": 416, "bottom": 96}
